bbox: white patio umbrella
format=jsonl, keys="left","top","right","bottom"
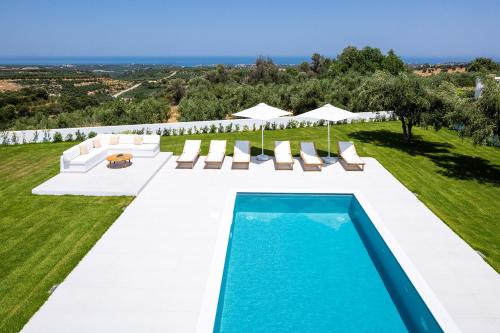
{"left": 298, "top": 104, "right": 358, "bottom": 164}
{"left": 233, "top": 103, "right": 292, "bottom": 161}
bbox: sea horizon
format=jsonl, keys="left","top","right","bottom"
{"left": 0, "top": 55, "right": 498, "bottom": 66}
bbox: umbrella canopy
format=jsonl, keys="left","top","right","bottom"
{"left": 232, "top": 102, "right": 291, "bottom": 121}
{"left": 299, "top": 103, "right": 357, "bottom": 122}
{"left": 298, "top": 104, "right": 358, "bottom": 163}
{"left": 233, "top": 103, "right": 292, "bottom": 160}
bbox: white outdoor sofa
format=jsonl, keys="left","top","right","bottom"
{"left": 60, "top": 134, "right": 160, "bottom": 173}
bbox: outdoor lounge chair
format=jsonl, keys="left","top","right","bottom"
{"left": 176, "top": 140, "right": 201, "bottom": 168}
{"left": 338, "top": 141, "right": 365, "bottom": 171}
{"left": 274, "top": 141, "right": 294, "bottom": 170}
{"left": 205, "top": 140, "right": 226, "bottom": 169}
{"left": 300, "top": 142, "right": 323, "bottom": 171}
{"left": 232, "top": 140, "right": 251, "bottom": 169}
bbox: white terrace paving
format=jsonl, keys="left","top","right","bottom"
{"left": 23, "top": 156, "right": 500, "bottom": 333}
{"left": 32, "top": 153, "right": 171, "bottom": 196}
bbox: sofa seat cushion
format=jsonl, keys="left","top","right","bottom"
{"left": 109, "top": 143, "right": 157, "bottom": 151}
{"left": 70, "top": 147, "right": 106, "bottom": 165}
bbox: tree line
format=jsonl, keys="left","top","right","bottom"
{"left": 1, "top": 46, "right": 498, "bottom": 145}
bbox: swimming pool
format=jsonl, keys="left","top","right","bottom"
{"left": 213, "top": 193, "right": 442, "bottom": 333}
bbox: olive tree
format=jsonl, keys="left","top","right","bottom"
{"left": 447, "top": 77, "right": 500, "bottom": 144}
{"left": 356, "top": 71, "right": 430, "bottom": 142}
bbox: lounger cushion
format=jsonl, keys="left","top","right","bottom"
{"left": 300, "top": 142, "right": 322, "bottom": 165}
{"left": 178, "top": 152, "right": 199, "bottom": 162}
{"left": 233, "top": 141, "right": 250, "bottom": 163}
{"left": 339, "top": 141, "right": 364, "bottom": 164}
{"left": 206, "top": 151, "right": 225, "bottom": 163}
{"left": 275, "top": 141, "right": 293, "bottom": 163}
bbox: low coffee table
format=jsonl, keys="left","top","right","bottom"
{"left": 106, "top": 153, "right": 133, "bottom": 168}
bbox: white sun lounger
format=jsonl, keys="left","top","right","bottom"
{"left": 274, "top": 141, "right": 294, "bottom": 170}
{"left": 176, "top": 140, "right": 201, "bottom": 168}
{"left": 300, "top": 142, "right": 323, "bottom": 171}
{"left": 205, "top": 140, "right": 226, "bottom": 169}
{"left": 232, "top": 141, "right": 250, "bottom": 169}
{"left": 338, "top": 141, "right": 365, "bottom": 171}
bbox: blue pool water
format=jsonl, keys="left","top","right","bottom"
{"left": 213, "top": 193, "right": 442, "bottom": 333}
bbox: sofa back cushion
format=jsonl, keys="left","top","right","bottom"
{"left": 63, "top": 146, "right": 81, "bottom": 162}
{"left": 143, "top": 134, "right": 160, "bottom": 144}
{"left": 119, "top": 134, "right": 134, "bottom": 144}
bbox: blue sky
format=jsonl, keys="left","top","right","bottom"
{"left": 0, "top": 0, "right": 499, "bottom": 58}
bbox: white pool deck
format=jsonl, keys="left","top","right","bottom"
{"left": 31, "top": 153, "right": 172, "bottom": 196}
{"left": 23, "top": 156, "right": 500, "bottom": 332}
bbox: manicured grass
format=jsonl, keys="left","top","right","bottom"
{"left": 160, "top": 121, "right": 500, "bottom": 272}
{"left": 0, "top": 143, "right": 132, "bottom": 333}
{"left": 0, "top": 121, "right": 498, "bottom": 332}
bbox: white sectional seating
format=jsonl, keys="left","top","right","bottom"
{"left": 60, "top": 134, "right": 160, "bottom": 172}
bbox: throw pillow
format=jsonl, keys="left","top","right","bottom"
{"left": 79, "top": 143, "right": 89, "bottom": 155}
{"left": 110, "top": 134, "right": 119, "bottom": 145}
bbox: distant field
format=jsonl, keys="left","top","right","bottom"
{"left": 0, "top": 80, "right": 21, "bottom": 92}
{"left": 0, "top": 121, "right": 498, "bottom": 332}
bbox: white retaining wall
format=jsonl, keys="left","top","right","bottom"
{"left": 1, "top": 111, "right": 394, "bottom": 145}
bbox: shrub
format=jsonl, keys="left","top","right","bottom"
{"left": 178, "top": 127, "right": 185, "bottom": 135}
{"left": 53, "top": 132, "right": 63, "bottom": 142}
{"left": 234, "top": 124, "right": 240, "bottom": 132}
{"left": 225, "top": 123, "right": 233, "bottom": 133}
{"left": 162, "top": 128, "right": 171, "bottom": 136}
{"left": 65, "top": 133, "right": 74, "bottom": 141}
{"left": 88, "top": 131, "right": 97, "bottom": 138}
{"left": 187, "top": 128, "right": 192, "bottom": 135}
{"left": 209, "top": 124, "right": 217, "bottom": 133}
{"left": 1, "top": 131, "right": 9, "bottom": 145}
{"left": 74, "top": 130, "right": 86, "bottom": 141}
{"left": 32, "top": 130, "right": 39, "bottom": 143}
{"left": 11, "top": 132, "right": 18, "bottom": 144}
{"left": 218, "top": 123, "right": 224, "bottom": 133}
{"left": 42, "top": 130, "right": 51, "bottom": 143}
{"left": 243, "top": 125, "right": 249, "bottom": 132}
{"left": 156, "top": 128, "right": 162, "bottom": 135}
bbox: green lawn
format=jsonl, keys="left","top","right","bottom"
{"left": 0, "top": 120, "right": 499, "bottom": 332}
{"left": 0, "top": 143, "right": 132, "bottom": 333}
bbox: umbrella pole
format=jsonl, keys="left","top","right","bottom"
{"left": 257, "top": 123, "right": 269, "bottom": 161}
{"left": 328, "top": 121, "right": 331, "bottom": 158}
{"left": 261, "top": 124, "right": 264, "bottom": 156}
{"left": 323, "top": 120, "right": 335, "bottom": 164}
